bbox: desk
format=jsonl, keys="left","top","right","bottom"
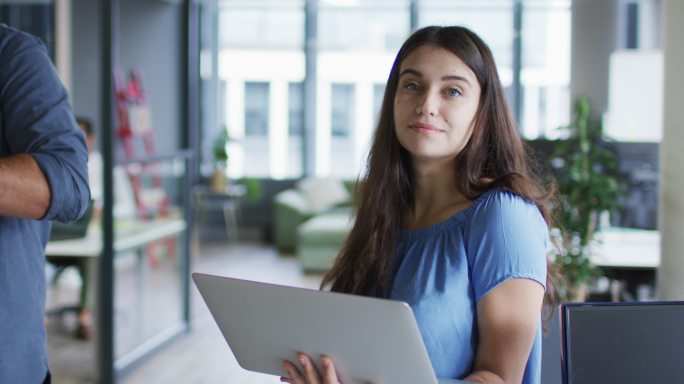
{"left": 590, "top": 228, "right": 659, "bottom": 300}
{"left": 46, "top": 218, "right": 186, "bottom": 258}
{"left": 46, "top": 218, "right": 186, "bottom": 315}
{"left": 591, "top": 228, "right": 660, "bottom": 269}
{"left": 45, "top": 218, "right": 186, "bottom": 372}
{"left": 192, "top": 184, "right": 246, "bottom": 241}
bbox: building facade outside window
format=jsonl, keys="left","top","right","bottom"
{"left": 288, "top": 82, "right": 304, "bottom": 176}
{"left": 315, "top": 0, "right": 409, "bottom": 177}
{"left": 330, "top": 83, "right": 356, "bottom": 177}
{"left": 201, "top": 0, "right": 572, "bottom": 179}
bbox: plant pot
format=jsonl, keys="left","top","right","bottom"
{"left": 210, "top": 167, "right": 228, "bottom": 193}
{"left": 566, "top": 283, "right": 589, "bottom": 302}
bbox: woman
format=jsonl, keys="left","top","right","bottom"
{"left": 283, "top": 25, "right": 555, "bottom": 384}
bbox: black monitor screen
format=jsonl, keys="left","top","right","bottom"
{"left": 562, "top": 302, "right": 684, "bottom": 384}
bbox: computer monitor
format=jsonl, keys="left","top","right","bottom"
{"left": 560, "top": 301, "right": 684, "bottom": 384}
{"left": 525, "top": 139, "right": 660, "bottom": 229}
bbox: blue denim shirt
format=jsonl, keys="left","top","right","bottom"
{"left": 0, "top": 24, "right": 89, "bottom": 383}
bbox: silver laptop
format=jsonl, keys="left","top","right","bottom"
{"left": 192, "top": 272, "right": 467, "bottom": 384}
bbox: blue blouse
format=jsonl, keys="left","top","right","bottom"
{"left": 388, "top": 189, "right": 548, "bottom": 383}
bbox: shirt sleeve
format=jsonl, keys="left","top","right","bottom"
{"left": 465, "top": 190, "right": 548, "bottom": 302}
{"left": 0, "top": 30, "right": 90, "bottom": 222}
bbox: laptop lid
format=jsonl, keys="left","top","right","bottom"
{"left": 193, "top": 272, "right": 463, "bottom": 384}
{"left": 560, "top": 301, "right": 684, "bottom": 384}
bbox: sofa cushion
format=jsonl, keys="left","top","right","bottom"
{"left": 297, "top": 212, "right": 353, "bottom": 272}
{"left": 274, "top": 189, "right": 314, "bottom": 215}
{"left": 297, "top": 211, "right": 353, "bottom": 244}
{"left": 297, "top": 177, "right": 350, "bottom": 213}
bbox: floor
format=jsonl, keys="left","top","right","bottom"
{"left": 46, "top": 239, "right": 323, "bottom": 384}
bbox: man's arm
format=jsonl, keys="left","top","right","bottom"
{"left": 0, "top": 154, "right": 51, "bottom": 219}
{"left": 0, "top": 28, "right": 90, "bottom": 223}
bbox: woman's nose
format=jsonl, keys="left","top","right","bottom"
{"left": 416, "top": 92, "right": 438, "bottom": 117}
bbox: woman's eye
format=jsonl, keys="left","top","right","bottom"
{"left": 404, "top": 82, "right": 419, "bottom": 91}
{"left": 446, "top": 88, "right": 462, "bottom": 97}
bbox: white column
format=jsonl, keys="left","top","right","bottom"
{"left": 270, "top": 80, "right": 289, "bottom": 179}
{"left": 657, "top": 0, "right": 684, "bottom": 300}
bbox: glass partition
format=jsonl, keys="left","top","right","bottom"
{"left": 106, "top": 0, "right": 193, "bottom": 375}
{"left": 113, "top": 157, "right": 188, "bottom": 363}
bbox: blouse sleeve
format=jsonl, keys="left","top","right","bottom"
{"left": 465, "top": 190, "right": 548, "bottom": 302}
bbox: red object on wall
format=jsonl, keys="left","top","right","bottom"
{"left": 113, "top": 68, "right": 170, "bottom": 220}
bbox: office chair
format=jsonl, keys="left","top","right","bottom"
{"left": 47, "top": 201, "right": 95, "bottom": 339}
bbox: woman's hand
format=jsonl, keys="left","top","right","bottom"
{"left": 280, "top": 353, "right": 341, "bottom": 384}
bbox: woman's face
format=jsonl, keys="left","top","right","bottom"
{"left": 393, "top": 44, "right": 481, "bottom": 166}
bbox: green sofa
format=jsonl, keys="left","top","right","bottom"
{"left": 273, "top": 179, "right": 356, "bottom": 272}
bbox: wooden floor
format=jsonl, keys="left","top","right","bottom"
{"left": 46, "top": 240, "right": 323, "bottom": 384}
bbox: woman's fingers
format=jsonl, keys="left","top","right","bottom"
{"left": 298, "top": 353, "right": 322, "bottom": 384}
{"left": 283, "top": 360, "right": 305, "bottom": 384}
{"left": 283, "top": 354, "right": 340, "bottom": 384}
{"left": 321, "top": 355, "right": 340, "bottom": 384}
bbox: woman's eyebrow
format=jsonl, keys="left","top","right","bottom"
{"left": 399, "top": 69, "right": 472, "bottom": 87}
{"left": 399, "top": 68, "right": 422, "bottom": 78}
{"left": 442, "top": 75, "right": 472, "bottom": 87}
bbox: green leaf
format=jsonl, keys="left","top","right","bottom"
{"left": 545, "top": 96, "right": 627, "bottom": 297}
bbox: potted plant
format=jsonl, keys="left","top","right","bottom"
{"left": 210, "top": 126, "right": 230, "bottom": 193}
{"left": 549, "top": 96, "right": 625, "bottom": 301}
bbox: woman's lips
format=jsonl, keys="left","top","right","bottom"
{"left": 409, "top": 122, "right": 445, "bottom": 133}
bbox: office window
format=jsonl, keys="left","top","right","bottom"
{"left": 244, "top": 82, "right": 269, "bottom": 136}
{"left": 520, "top": 0, "right": 571, "bottom": 139}
{"left": 213, "top": 0, "right": 304, "bottom": 178}
{"left": 288, "top": 82, "right": 303, "bottom": 137}
{"left": 241, "top": 82, "right": 271, "bottom": 176}
{"left": 419, "top": 0, "right": 571, "bottom": 139}
{"left": 373, "top": 83, "right": 385, "bottom": 124}
{"left": 330, "top": 83, "right": 356, "bottom": 178}
{"left": 419, "top": 0, "right": 514, "bottom": 70}
{"left": 201, "top": 0, "right": 573, "bottom": 179}
{"left": 331, "top": 84, "right": 354, "bottom": 137}
{"left": 288, "top": 82, "right": 304, "bottom": 176}
{"left": 219, "top": 0, "right": 304, "bottom": 50}
{"left": 318, "top": 0, "right": 408, "bottom": 53}
{"left": 317, "top": 0, "right": 408, "bottom": 177}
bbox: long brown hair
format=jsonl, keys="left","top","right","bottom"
{"left": 321, "top": 26, "right": 557, "bottom": 306}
